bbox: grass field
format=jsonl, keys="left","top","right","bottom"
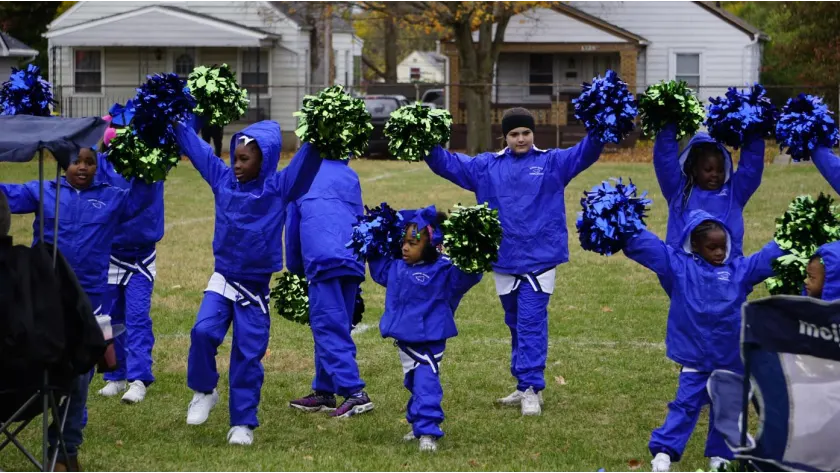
{"left": 0, "top": 155, "right": 834, "bottom": 472}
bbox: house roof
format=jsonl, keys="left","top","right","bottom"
{"left": 696, "top": 1, "right": 769, "bottom": 41}
{"left": 270, "top": 2, "right": 354, "bottom": 33}
{"left": 550, "top": 3, "right": 648, "bottom": 45}
{"left": 416, "top": 51, "right": 446, "bottom": 65}
{"left": 0, "top": 32, "right": 38, "bottom": 58}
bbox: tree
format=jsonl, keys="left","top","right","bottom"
{"left": 0, "top": 2, "right": 63, "bottom": 73}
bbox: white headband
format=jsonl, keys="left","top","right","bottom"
{"left": 238, "top": 135, "right": 256, "bottom": 146}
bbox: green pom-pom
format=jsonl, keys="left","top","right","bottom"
{"left": 442, "top": 203, "right": 502, "bottom": 274}
{"left": 638, "top": 80, "right": 705, "bottom": 139}
{"left": 766, "top": 193, "right": 840, "bottom": 295}
{"left": 293, "top": 85, "right": 373, "bottom": 160}
{"left": 384, "top": 103, "right": 452, "bottom": 162}
{"left": 106, "top": 128, "right": 181, "bottom": 183}
{"left": 187, "top": 64, "right": 249, "bottom": 127}
{"left": 270, "top": 272, "right": 310, "bottom": 324}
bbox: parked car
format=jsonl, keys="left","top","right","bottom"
{"left": 421, "top": 89, "right": 445, "bottom": 108}
{"left": 362, "top": 95, "right": 409, "bottom": 157}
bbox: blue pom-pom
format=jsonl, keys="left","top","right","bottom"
{"left": 0, "top": 65, "right": 54, "bottom": 116}
{"left": 705, "top": 83, "right": 778, "bottom": 149}
{"left": 576, "top": 178, "right": 651, "bottom": 256}
{"left": 572, "top": 70, "right": 638, "bottom": 144}
{"left": 775, "top": 94, "right": 840, "bottom": 161}
{"left": 133, "top": 73, "right": 197, "bottom": 149}
{"left": 346, "top": 202, "right": 405, "bottom": 260}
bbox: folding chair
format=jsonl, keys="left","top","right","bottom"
{"left": 708, "top": 295, "right": 840, "bottom": 472}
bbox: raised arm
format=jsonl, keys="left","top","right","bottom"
{"left": 622, "top": 229, "right": 675, "bottom": 293}
{"left": 0, "top": 181, "right": 40, "bottom": 214}
{"left": 118, "top": 179, "right": 160, "bottom": 223}
{"left": 284, "top": 202, "right": 304, "bottom": 276}
{"left": 173, "top": 121, "right": 230, "bottom": 189}
{"left": 742, "top": 240, "right": 786, "bottom": 288}
{"left": 424, "top": 145, "right": 482, "bottom": 192}
{"left": 652, "top": 125, "right": 682, "bottom": 202}
{"left": 97, "top": 152, "right": 130, "bottom": 188}
{"left": 813, "top": 147, "right": 840, "bottom": 195}
{"left": 448, "top": 265, "right": 483, "bottom": 297}
{"left": 731, "top": 135, "right": 766, "bottom": 206}
{"left": 367, "top": 254, "right": 394, "bottom": 287}
{"left": 271, "top": 142, "right": 323, "bottom": 205}
{"left": 551, "top": 133, "right": 605, "bottom": 185}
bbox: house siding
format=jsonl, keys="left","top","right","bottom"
{"left": 475, "top": 8, "right": 629, "bottom": 43}
{"left": 397, "top": 52, "right": 445, "bottom": 83}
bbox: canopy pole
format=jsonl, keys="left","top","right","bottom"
{"left": 38, "top": 149, "right": 44, "bottom": 244}
{"left": 53, "top": 162, "right": 61, "bottom": 266}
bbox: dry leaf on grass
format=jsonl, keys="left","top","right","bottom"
{"left": 468, "top": 459, "right": 482, "bottom": 467}
{"left": 602, "top": 306, "right": 614, "bottom": 313}
{"left": 303, "top": 455, "right": 313, "bottom": 461}
{"left": 115, "top": 440, "right": 123, "bottom": 447}
{"left": 530, "top": 452, "right": 541, "bottom": 460}
{"left": 627, "top": 459, "right": 642, "bottom": 470}
{"left": 316, "top": 425, "right": 325, "bottom": 431}
{"left": 555, "top": 375, "right": 567, "bottom": 385}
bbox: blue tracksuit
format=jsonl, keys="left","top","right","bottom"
{"left": 814, "top": 241, "right": 840, "bottom": 302}
{"left": 622, "top": 210, "right": 784, "bottom": 461}
{"left": 654, "top": 126, "right": 765, "bottom": 258}
{"left": 369, "top": 208, "right": 482, "bottom": 438}
{"left": 284, "top": 159, "right": 366, "bottom": 397}
{"left": 813, "top": 147, "right": 840, "bottom": 196}
{"left": 425, "top": 137, "right": 604, "bottom": 392}
{"left": 97, "top": 154, "right": 164, "bottom": 385}
{"left": 175, "top": 120, "right": 322, "bottom": 428}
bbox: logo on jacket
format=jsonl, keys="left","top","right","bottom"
{"left": 88, "top": 199, "right": 106, "bottom": 209}
{"left": 412, "top": 272, "right": 430, "bottom": 283}
{"left": 716, "top": 188, "right": 728, "bottom": 197}
{"left": 529, "top": 166, "right": 544, "bottom": 176}
{"left": 716, "top": 271, "right": 731, "bottom": 282}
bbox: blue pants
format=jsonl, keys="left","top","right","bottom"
{"left": 309, "top": 277, "right": 365, "bottom": 397}
{"left": 500, "top": 283, "right": 550, "bottom": 392}
{"left": 103, "top": 266, "right": 155, "bottom": 384}
{"left": 649, "top": 370, "right": 733, "bottom": 461}
{"left": 398, "top": 341, "right": 446, "bottom": 438}
{"left": 187, "top": 290, "right": 270, "bottom": 428}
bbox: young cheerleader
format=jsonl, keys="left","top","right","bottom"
{"left": 367, "top": 206, "right": 483, "bottom": 452}
{"left": 424, "top": 107, "right": 604, "bottom": 415}
{"left": 653, "top": 125, "right": 765, "bottom": 258}
{"left": 805, "top": 241, "right": 840, "bottom": 302}
{"left": 616, "top": 210, "right": 784, "bottom": 472}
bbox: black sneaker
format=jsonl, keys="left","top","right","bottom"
{"left": 289, "top": 391, "right": 337, "bottom": 412}
{"left": 330, "top": 391, "right": 374, "bottom": 418}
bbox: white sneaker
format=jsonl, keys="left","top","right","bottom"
{"left": 98, "top": 380, "right": 127, "bottom": 397}
{"left": 186, "top": 389, "right": 218, "bottom": 425}
{"left": 709, "top": 456, "right": 730, "bottom": 471}
{"left": 403, "top": 431, "right": 417, "bottom": 441}
{"left": 496, "top": 389, "right": 544, "bottom": 406}
{"left": 121, "top": 381, "right": 147, "bottom": 404}
{"left": 419, "top": 435, "right": 437, "bottom": 452}
{"left": 521, "top": 387, "right": 542, "bottom": 416}
{"left": 651, "top": 453, "right": 671, "bottom": 472}
{"left": 227, "top": 425, "right": 254, "bottom": 446}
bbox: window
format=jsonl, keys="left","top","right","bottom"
{"left": 410, "top": 67, "right": 421, "bottom": 81}
{"left": 242, "top": 49, "right": 269, "bottom": 93}
{"left": 675, "top": 53, "right": 700, "bottom": 88}
{"left": 173, "top": 48, "right": 197, "bottom": 78}
{"left": 529, "top": 54, "right": 553, "bottom": 96}
{"left": 74, "top": 49, "right": 101, "bottom": 94}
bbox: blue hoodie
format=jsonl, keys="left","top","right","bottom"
{"left": 425, "top": 135, "right": 604, "bottom": 275}
{"left": 368, "top": 206, "right": 483, "bottom": 343}
{"left": 813, "top": 147, "right": 840, "bottom": 195}
{"left": 0, "top": 175, "right": 156, "bottom": 296}
{"left": 623, "top": 210, "right": 784, "bottom": 372}
{"left": 174, "top": 121, "right": 322, "bottom": 285}
{"left": 654, "top": 126, "right": 765, "bottom": 258}
{"left": 97, "top": 153, "right": 165, "bottom": 258}
{"left": 814, "top": 241, "right": 840, "bottom": 302}
{"left": 284, "top": 159, "right": 364, "bottom": 282}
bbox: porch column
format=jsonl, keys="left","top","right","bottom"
{"left": 619, "top": 49, "right": 638, "bottom": 94}
{"left": 446, "top": 52, "right": 461, "bottom": 124}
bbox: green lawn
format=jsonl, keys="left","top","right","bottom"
{"left": 0, "top": 157, "right": 833, "bottom": 472}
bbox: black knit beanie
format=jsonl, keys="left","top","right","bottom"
{"left": 502, "top": 107, "right": 535, "bottom": 136}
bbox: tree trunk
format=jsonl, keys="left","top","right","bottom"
{"left": 463, "top": 82, "right": 494, "bottom": 154}
{"left": 383, "top": 14, "right": 399, "bottom": 83}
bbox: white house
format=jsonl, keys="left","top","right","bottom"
{"left": 0, "top": 32, "right": 38, "bottom": 76}
{"left": 44, "top": 1, "right": 364, "bottom": 149}
{"left": 397, "top": 51, "right": 445, "bottom": 83}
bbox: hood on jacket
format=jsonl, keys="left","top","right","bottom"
{"left": 230, "top": 121, "right": 282, "bottom": 184}
{"left": 399, "top": 205, "right": 444, "bottom": 246}
{"left": 679, "top": 209, "right": 733, "bottom": 263}
{"left": 678, "top": 132, "right": 733, "bottom": 183}
{"left": 815, "top": 241, "right": 840, "bottom": 301}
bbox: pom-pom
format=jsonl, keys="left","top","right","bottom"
{"left": 133, "top": 73, "right": 197, "bottom": 149}
{"left": 705, "top": 83, "right": 778, "bottom": 149}
{"left": 105, "top": 128, "right": 181, "bottom": 183}
{"left": 384, "top": 103, "right": 452, "bottom": 161}
{"left": 351, "top": 287, "right": 365, "bottom": 330}
{"left": 766, "top": 194, "right": 840, "bottom": 295}
{"left": 187, "top": 64, "right": 249, "bottom": 127}
{"left": 347, "top": 202, "right": 405, "bottom": 260}
{"left": 0, "top": 65, "right": 54, "bottom": 116}
{"left": 294, "top": 85, "right": 373, "bottom": 160}
{"left": 775, "top": 94, "right": 840, "bottom": 162}
{"left": 638, "top": 80, "right": 705, "bottom": 140}
{"left": 270, "top": 272, "right": 310, "bottom": 325}
{"left": 576, "top": 178, "right": 652, "bottom": 256}
{"left": 441, "top": 203, "right": 502, "bottom": 274}
{"left": 572, "top": 70, "right": 638, "bottom": 144}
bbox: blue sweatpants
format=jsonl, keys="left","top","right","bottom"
{"left": 398, "top": 340, "right": 446, "bottom": 438}
{"left": 187, "top": 290, "right": 270, "bottom": 428}
{"left": 103, "top": 253, "right": 156, "bottom": 385}
{"left": 649, "top": 370, "right": 734, "bottom": 461}
{"left": 309, "top": 277, "right": 366, "bottom": 397}
{"left": 500, "top": 283, "right": 551, "bottom": 392}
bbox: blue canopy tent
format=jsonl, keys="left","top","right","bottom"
{"left": 0, "top": 114, "right": 107, "bottom": 472}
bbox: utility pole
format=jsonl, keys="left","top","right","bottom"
{"left": 323, "top": 3, "right": 332, "bottom": 87}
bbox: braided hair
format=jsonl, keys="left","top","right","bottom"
{"left": 690, "top": 219, "right": 725, "bottom": 249}
{"left": 680, "top": 142, "right": 725, "bottom": 210}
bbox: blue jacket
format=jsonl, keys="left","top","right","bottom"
{"left": 623, "top": 210, "right": 784, "bottom": 372}
{"left": 813, "top": 147, "right": 840, "bottom": 195}
{"left": 654, "top": 126, "right": 765, "bottom": 258}
{"left": 0, "top": 176, "right": 156, "bottom": 296}
{"left": 425, "top": 135, "right": 604, "bottom": 274}
{"left": 370, "top": 254, "right": 482, "bottom": 343}
{"left": 97, "top": 153, "right": 165, "bottom": 258}
{"left": 174, "top": 120, "right": 321, "bottom": 284}
{"left": 814, "top": 241, "right": 840, "bottom": 302}
{"left": 284, "top": 159, "right": 364, "bottom": 282}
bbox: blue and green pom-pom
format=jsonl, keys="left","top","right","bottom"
{"left": 638, "top": 80, "right": 704, "bottom": 140}
{"left": 775, "top": 94, "right": 840, "bottom": 162}
{"left": 0, "top": 65, "right": 54, "bottom": 117}
{"left": 572, "top": 69, "right": 638, "bottom": 144}
{"left": 385, "top": 103, "right": 452, "bottom": 161}
{"left": 705, "top": 83, "right": 778, "bottom": 149}
{"left": 187, "top": 64, "right": 249, "bottom": 127}
{"left": 347, "top": 202, "right": 405, "bottom": 260}
{"left": 133, "top": 73, "right": 197, "bottom": 149}
{"left": 105, "top": 127, "right": 181, "bottom": 183}
{"left": 442, "top": 203, "right": 502, "bottom": 274}
{"left": 270, "top": 272, "right": 310, "bottom": 324}
{"left": 294, "top": 85, "right": 373, "bottom": 160}
{"left": 577, "top": 178, "right": 651, "bottom": 256}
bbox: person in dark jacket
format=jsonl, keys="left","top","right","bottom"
{"left": 368, "top": 206, "right": 483, "bottom": 452}
{"left": 202, "top": 123, "right": 224, "bottom": 157}
{"left": 805, "top": 241, "right": 840, "bottom": 301}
